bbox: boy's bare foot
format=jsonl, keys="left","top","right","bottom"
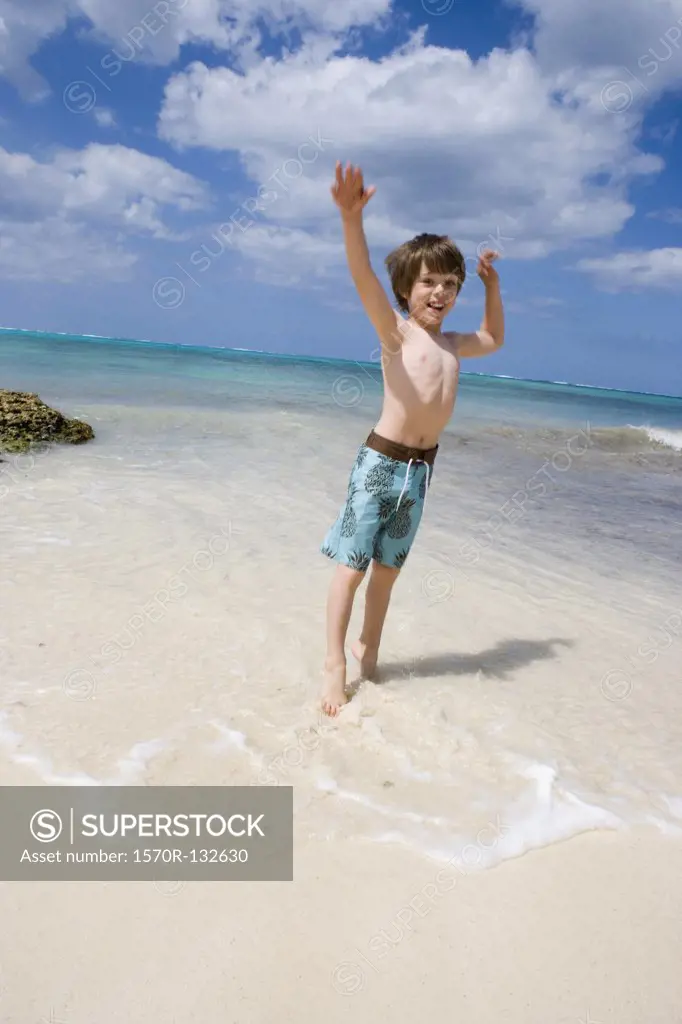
{"left": 321, "top": 659, "right": 348, "bottom": 717}
{"left": 351, "top": 640, "right": 378, "bottom": 680}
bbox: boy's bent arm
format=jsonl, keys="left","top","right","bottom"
{"left": 451, "top": 257, "right": 505, "bottom": 358}
{"left": 341, "top": 212, "right": 403, "bottom": 346}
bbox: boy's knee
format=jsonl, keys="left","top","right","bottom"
{"left": 338, "top": 564, "right": 366, "bottom": 588}
{"left": 372, "top": 560, "right": 401, "bottom": 580}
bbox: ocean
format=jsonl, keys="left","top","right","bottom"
{"left": 1, "top": 328, "right": 682, "bottom": 871}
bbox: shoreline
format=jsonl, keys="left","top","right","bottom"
{"left": 2, "top": 326, "right": 681, "bottom": 400}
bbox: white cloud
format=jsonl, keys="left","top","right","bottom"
{"left": 93, "top": 107, "right": 117, "bottom": 127}
{"left": 226, "top": 223, "right": 343, "bottom": 284}
{"left": 0, "top": 0, "right": 393, "bottom": 99}
{"left": 575, "top": 247, "right": 682, "bottom": 290}
{"left": 0, "top": 142, "right": 208, "bottom": 237}
{"left": 649, "top": 118, "right": 679, "bottom": 143}
{"left": 156, "top": 41, "right": 664, "bottom": 282}
{"left": 2, "top": 0, "right": 680, "bottom": 296}
{"left": 647, "top": 207, "right": 682, "bottom": 223}
{"left": 243, "top": 0, "right": 391, "bottom": 33}
{"left": 512, "top": 0, "right": 682, "bottom": 102}
{"left": 0, "top": 1, "right": 71, "bottom": 99}
{"left": 5, "top": 0, "right": 679, "bottom": 111}
{"left": 0, "top": 141, "right": 210, "bottom": 279}
{"left": 0, "top": 215, "right": 137, "bottom": 282}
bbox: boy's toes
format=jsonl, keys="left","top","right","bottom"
{"left": 321, "top": 695, "right": 346, "bottom": 717}
{"left": 321, "top": 662, "right": 348, "bottom": 716}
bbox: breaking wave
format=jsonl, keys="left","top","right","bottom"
{"left": 460, "top": 423, "right": 682, "bottom": 457}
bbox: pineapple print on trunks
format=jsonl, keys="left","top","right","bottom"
{"left": 341, "top": 483, "right": 358, "bottom": 539}
{"left": 388, "top": 497, "right": 416, "bottom": 540}
{"left": 347, "top": 550, "right": 371, "bottom": 572}
{"left": 365, "top": 456, "right": 401, "bottom": 498}
{"left": 378, "top": 496, "right": 398, "bottom": 522}
{"left": 355, "top": 445, "right": 369, "bottom": 470}
{"left": 419, "top": 473, "right": 428, "bottom": 500}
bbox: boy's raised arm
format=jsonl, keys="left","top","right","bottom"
{"left": 332, "top": 162, "right": 402, "bottom": 346}
{"left": 452, "top": 250, "right": 505, "bottom": 358}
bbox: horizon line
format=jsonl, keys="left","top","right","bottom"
{"left": 1, "top": 325, "right": 681, "bottom": 402}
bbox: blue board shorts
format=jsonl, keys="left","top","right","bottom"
{"left": 320, "top": 430, "right": 437, "bottom": 572}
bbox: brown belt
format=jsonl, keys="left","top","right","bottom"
{"left": 365, "top": 429, "right": 438, "bottom": 466}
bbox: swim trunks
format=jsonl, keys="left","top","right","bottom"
{"left": 320, "top": 429, "right": 437, "bottom": 572}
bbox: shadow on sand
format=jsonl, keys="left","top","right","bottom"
{"left": 371, "top": 636, "right": 574, "bottom": 685}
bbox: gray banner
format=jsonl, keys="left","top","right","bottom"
{"left": 0, "top": 786, "right": 293, "bottom": 881}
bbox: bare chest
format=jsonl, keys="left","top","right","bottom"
{"left": 392, "top": 335, "right": 460, "bottom": 403}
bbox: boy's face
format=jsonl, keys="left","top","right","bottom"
{"left": 406, "top": 260, "right": 460, "bottom": 327}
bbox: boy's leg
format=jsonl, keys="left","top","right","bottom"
{"left": 322, "top": 564, "right": 366, "bottom": 716}
{"left": 351, "top": 460, "right": 432, "bottom": 677}
{"left": 352, "top": 561, "right": 400, "bottom": 679}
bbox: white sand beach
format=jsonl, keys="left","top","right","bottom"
{"left": 1, "top": 396, "right": 682, "bottom": 1021}
{"left": 1, "top": 832, "right": 682, "bottom": 1022}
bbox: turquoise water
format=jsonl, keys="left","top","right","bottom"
{"left": 2, "top": 327, "right": 682, "bottom": 589}
{"left": 2, "top": 328, "right": 682, "bottom": 435}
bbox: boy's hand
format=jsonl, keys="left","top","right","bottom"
{"left": 477, "top": 249, "right": 500, "bottom": 287}
{"left": 331, "top": 161, "right": 376, "bottom": 217}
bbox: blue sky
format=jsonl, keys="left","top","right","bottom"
{"left": 0, "top": 0, "right": 681, "bottom": 394}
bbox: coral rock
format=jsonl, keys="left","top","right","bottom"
{"left": 0, "top": 389, "right": 95, "bottom": 455}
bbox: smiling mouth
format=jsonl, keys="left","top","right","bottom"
{"left": 428, "top": 302, "right": 444, "bottom": 311}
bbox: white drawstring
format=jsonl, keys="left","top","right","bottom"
{"left": 395, "top": 459, "right": 431, "bottom": 513}
{"left": 395, "top": 458, "right": 414, "bottom": 511}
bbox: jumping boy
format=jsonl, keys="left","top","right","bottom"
{"left": 320, "top": 161, "right": 505, "bottom": 716}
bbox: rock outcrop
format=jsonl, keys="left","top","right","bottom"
{"left": 0, "top": 390, "right": 95, "bottom": 455}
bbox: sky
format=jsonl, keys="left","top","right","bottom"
{"left": 0, "top": 0, "right": 681, "bottom": 395}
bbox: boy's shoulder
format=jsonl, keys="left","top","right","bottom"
{"left": 442, "top": 329, "right": 464, "bottom": 349}
{"left": 388, "top": 318, "right": 464, "bottom": 353}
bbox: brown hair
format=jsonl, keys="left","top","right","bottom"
{"left": 385, "top": 233, "right": 466, "bottom": 313}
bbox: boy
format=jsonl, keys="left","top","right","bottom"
{"left": 320, "top": 161, "right": 504, "bottom": 716}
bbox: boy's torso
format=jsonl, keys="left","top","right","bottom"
{"left": 373, "top": 315, "right": 461, "bottom": 450}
